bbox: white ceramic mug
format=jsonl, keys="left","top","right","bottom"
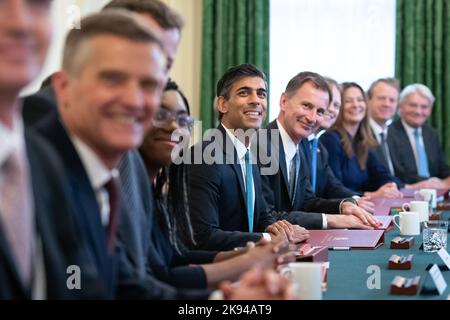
{"left": 402, "top": 201, "right": 429, "bottom": 223}
{"left": 283, "top": 262, "right": 322, "bottom": 300}
{"left": 393, "top": 211, "right": 420, "bottom": 236}
{"left": 415, "top": 189, "right": 437, "bottom": 209}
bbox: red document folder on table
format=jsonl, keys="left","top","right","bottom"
{"left": 372, "top": 198, "right": 409, "bottom": 215}
{"left": 306, "top": 230, "right": 385, "bottom": 250}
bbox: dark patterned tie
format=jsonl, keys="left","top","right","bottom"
{"left": 105, "top": 176, "right": 120, "bottom": 255}
{"left": 310, "top": 137, "right": 318, "bottom": 193}
{"left": 289, "top": 149, "right": 300, "bottom": 204}
{"left": 379, "top": 132, "right": 394, "bottom": 175}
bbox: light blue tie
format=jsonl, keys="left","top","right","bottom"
{"left": 310, "top": 137, "right": 319, "bottom": 193}
{"left": 414, "top": 128, "right": 430, "bottom": 177}
{"left": 244, "top": 149, "right": 254, "bottom": 232}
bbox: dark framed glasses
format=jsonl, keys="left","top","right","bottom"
{"left": 152, "top": 108, "right": 194, "bottom": 130}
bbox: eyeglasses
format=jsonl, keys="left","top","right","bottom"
{"left": 152, "top": 108, "right": 194, "bottom": 129}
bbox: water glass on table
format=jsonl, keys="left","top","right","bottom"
{"left": 422, "top": 221, "right": 448, "bottom": 253}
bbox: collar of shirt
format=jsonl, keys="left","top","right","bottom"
{"left": 401, "top": 118, "right": 422, "bottom": 137}
{"left": 312, "top": 130, "right": 326, "bottom": 141}
{"left": 276, "top": 119, "right": 297, "bottom": 162}
{"left": 70, "top": 135, "right": 119, "bottom": 191}
{"left": 221, "top": 123, "right": 250, "bottom": 161}
{"left": 0, "top": 112, "right": 25, "bottom": 169}
{"left": 369, "top": 118, "right": 388, "bottom": 143}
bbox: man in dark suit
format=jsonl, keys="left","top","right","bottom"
{"left": 35, "top": 10, "right": 216, "bottom": 300}
{"left": 261, "top": 72, "right": 379, "bottom": 230}
{"left": 0, "top": 0, "right": 103, "bottom": 299}
{"left": 387, "top": 84, "right": 450, "bottom": 188}
{"left": 36, "top": 12, "right": 289, "bottom": 300}
{"left": 21, "top": 0, "right": 185, "bottom": 281}
{"left": 367, "top": 78, "right": 400, "bottom": 177}
{"left": 188, "top": 64, "right": 310, "bottom": 251}
{"left": 300, "top": 77, "right": 374, "bottom": 213}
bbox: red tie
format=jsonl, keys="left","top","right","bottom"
{"left": 0, "top": 149, "right": 33, "bottom": 287}
{"left": 104, "top": 177, "right": 120, "bottom": 255}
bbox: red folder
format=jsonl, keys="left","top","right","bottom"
{"left": 372, "top": 198, "right": 409, "bottom": 215}
{"left": 306, "top": 230, "right": 385, "bottom": 250}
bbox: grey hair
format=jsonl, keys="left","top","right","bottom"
{"left": 62, "top": 9, "right": 163, "bottom": 76}
{"left": 399, "top": 83, "right": 435, "bottom": 106}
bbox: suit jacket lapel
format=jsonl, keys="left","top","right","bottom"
{"left": 300, "top": 138, "right": 312, "bottom": 174}
{"left": 0, "top": 220, "right": 27, "bottom": 296}
{"left": 252, "top": 164, "right": 261, "bottom": 224}
{"left": 38, "top": 115, "right": 110, "bottom": 273}
{"left": 268, "top": 121, "right": 290, "bottom": 194}
{"left": 397, "top": 121, "right": 418, "bottom": 171}
{"left": 422, "top": 126, "right": 433, "bottom": 165}
{"left": 218, "top": 125, "right": 247, "bottom": 208}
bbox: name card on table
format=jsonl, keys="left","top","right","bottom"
{"left": 438, "top": 248, "right": 450, "bottom": 270}
{"left": 422, "top": 264, "right": 447, "bottom": 296}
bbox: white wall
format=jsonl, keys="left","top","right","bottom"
{"left": 270, "top": 0, "right": 397, "bottom": 121}
{"left": 163, "top": 0, "right": 203, "bottom": 119}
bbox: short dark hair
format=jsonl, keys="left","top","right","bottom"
{"left": 216, "top": 63, "right": 267, "bottom": 99}
{"left": 63, "top": 10, "right": 163, "bottom": 76}
{"left": 367, "top": 77, "right": 400, "bottom": 100}
{"left": 103, "top": 0, "right": 184, "bottom": 30}
{"left": 216, "top": 63, "right": 267, "bottom": 120}
{"left": 165, "top": 79, "right": 190, "bottom": 115}
{"left": 284, "top": 71, "right": 331, "bottom": 103}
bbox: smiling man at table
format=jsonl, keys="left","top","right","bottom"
{"left": 260, "top": 71, "right": 380, "bottom": 230}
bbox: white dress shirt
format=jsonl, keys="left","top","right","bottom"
{"left": 401, "top": 119, "right": 425, "bottom": 173}
{"left": 277, "top": 120, "right": 298, "bottom": 183}
{"left": 369, "top": 118, "right": 388, "bottom": 144}
{"left": 276, "top": 120, "right": 327, "bottom": 229}
{"left": 0, "top": 116, "right": 24, "bottom": 175}
{"left": 71, "top": 135, "right": 119, "bottom": 227}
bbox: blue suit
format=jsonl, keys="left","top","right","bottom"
{"left": 0, "top": 130, "right": 100, "bottom": 299}
{"left": 36, "top": 113, "right": 212, "bottom": 299}
{"left": 321, "top": 130, "right": 399, "bottom": 193}
{"left": 300, "top": 138, "right": 361, "bottom": 198}
{"left": 387, "top": 120, "right": 450, "bottom": 184}
{"left": 259, "top": 121, "right": 344, "bottom": 229}
{"left": 187, "top": 125, "right": 276, "bottom": 251}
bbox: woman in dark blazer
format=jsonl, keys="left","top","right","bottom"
{"left": 321, "top": 82, "right": 403, "bottom": 198}
{"left": 138, "top": 80, "right": 285, "bottom": 289}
